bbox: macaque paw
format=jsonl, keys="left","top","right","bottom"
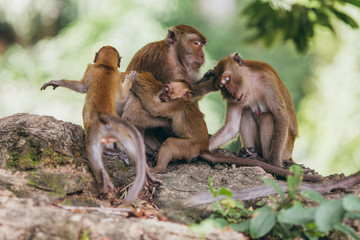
{"left": 238, "top": 147, "right": 258, "bottom": 159}
{"left": 40, "top": 80, "right": 59, "bottom": 90}
{"left": 98, "top": 182, "right": 116, "bottom": 199}
{"left": 203, "top": 69, "right": 214, "bottom": 79}
{"left": 126, "top": 71, "right": 138, "bottom": 83}
{"left": 219, "top": 76, "right": 230, "bottom": 87}
{"left": 150, "top": 167, "right": 166, "bottom": 174}
{"left": 216, "top": 76, "right": 230, "bottom": 89}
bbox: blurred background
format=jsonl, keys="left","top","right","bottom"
{"left": 0, "top": 0, "right": 359, "bottom": 176}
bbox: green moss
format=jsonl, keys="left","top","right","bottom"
{"left": 79, "top": 229, "right": 90, "bottom": 240}
{"left": 7, "top": 140, "right": 41, "bottom": 170}
{"left": 28, "top": 171, "right": 66, "bottom": 195}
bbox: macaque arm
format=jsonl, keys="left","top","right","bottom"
{"left": 40, "top": 79, "right": 88, "bottom": 93}
{"left": 191, "top": 78, "right": 217, "bottom": 100}
{"left": 117, "top": 71, "right": 137, "bottom": 102}
{"left": 209, "top": 102, "right": 243, "bottom": 150}
{"left": 191, "top": 70, "right": 217, "bottom": 100}
{"left": 131, "top": 81, "right": 183, "bottom": 118}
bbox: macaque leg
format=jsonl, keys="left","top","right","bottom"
{"left": 152, "top": 138, "right": 199, "bottom": 173}
{"left": 40, "top": 79, "right": 88, "bottom": 93}
{"left": 86, "top": 124, "right": 115, "bottom": 196}
{"left": 259, "top": 113, "right": 275, "bottom": 164}
{"left": 239, "top": 108, "right": 260, "bottom": 158}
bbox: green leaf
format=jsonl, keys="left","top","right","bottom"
{"left": 343, "top": 194, "right": 360, "bottom": 212}
{"left": 213, "top": 218, "right": 228, "bottom": 229}
{"left": 218, "top": 187, "right": 232, "bottom": 198}
{"left": 340, "top": 0, "right": 360, "bottom": 8}
{"left": 287, "top": 165, "right": 303, "bottom": 198}
{"left": 329, "top": 6, "right": 359, "bottom": 28}
{"left": 208, "top": 177, "right": 219, "bottom": 198}
{"left": 278, "top": 205, "right": 316, "bottom": 225}
{"left": 334, "top": 223, "right": 360, "bottom": 240}
{"left": 345, "top": 212, "right": 360, "bottom": 219}
{"left": 250, "top": 206, "right": 276, "bottom": 238}
{"left": 315, "top": 199, "right": 345, "bottom": 232}
{"left": 229, "top": 220, "right": 250, "bottom": 233}
{"left": 300, "top": 189, "right": 325, "bottom": 203}
{"left": 263, "top": 178, "right": 285, "bottom": 201}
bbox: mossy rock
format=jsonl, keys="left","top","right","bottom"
{"left": 27, "top": 170, "right": 92, "bottom": 196}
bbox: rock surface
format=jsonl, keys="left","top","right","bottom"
{"left": 0, "top": 113, "right": 359, "bottom": 239}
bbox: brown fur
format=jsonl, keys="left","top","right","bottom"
{"left": 40, "top": 46, "right": 148, "bottom": 201}
{"left": 131, "top": 77, "right": 321, "bottom": 182}
{"left": 209, "top": 54, "right": 298, "bottom": 167}
{"left": 121, "top": 25, "right": 216, "bottom": 155}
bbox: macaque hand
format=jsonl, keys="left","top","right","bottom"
{"left": 126, "top": 71, "right": 138, "bottom": 83}
{"left": 237, "top": 147, "right": 258, "bottom": 159}
{"left": 40, "top": 80, "right": 60, "bottom": 90}
{"left": 203, "top": 69, "right": 214, "bottom": 79}
{"left": 219, "top": 76, "right": 230, "bottom": 88}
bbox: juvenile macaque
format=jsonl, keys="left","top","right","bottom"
{"left": 186, "top": 171, "right": 360, "bottom": 206}
{"left": 131, "top": 77, "right": 321, "bottom": 182}
{"left": 209, "top": 53, "right": 298, "bottom": 167}
{"left": 41, "top": 46, "right": 150, "bottom": 201}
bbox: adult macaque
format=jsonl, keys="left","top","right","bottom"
{"left": 121, "top": 25, "right": 217, "bottom": 155}
{"left": 186, "top": 171, "right": 360, "bottom": 206}
{"left": 126, "top": 24, "right": 216, "bottom": 98}
{"left": 209, "top": 53, "right": 298, "bottom": 167}
{"left": 40, "top": 46, "right": 151, "bottom": 201}
{"left": 131, "top": 77, "right": 321, "bottom": 182}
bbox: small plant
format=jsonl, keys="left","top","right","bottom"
{"left": 193, "top": 165, "right": 360, "bottom": 239}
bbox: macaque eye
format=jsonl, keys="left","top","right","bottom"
{"left": 193, "top": 41, "right": 201, "bottom": 47}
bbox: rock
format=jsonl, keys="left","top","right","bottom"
{"left": 0, "top": 196, "right": 246, "bottom": 240}
{"left": 0, "top": 113, "right": 359, "bottom": 239}
{"left": 153, "top": 161, "right": 274, "bottom": 223}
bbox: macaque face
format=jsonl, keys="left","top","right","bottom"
{"left": 214, "top": 55, "right": 246, "bottom": 103}
{"left": 176, "top": 33, "right": 206, "bottom": 71}
{"left": 159, "top": 81, "right": 192, "bottom": 102}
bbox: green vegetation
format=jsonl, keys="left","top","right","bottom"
{"left": 191, "top": 165, "right": 360, "bottom": 239}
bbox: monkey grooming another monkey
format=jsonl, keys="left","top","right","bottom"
{"left": 121, "top": 25, "right": 217, "bottom": 156}
{"left": 209, "top": 53, "right": 298, "bottom": 167}
{"left": 41, "top": 46, "right": 149, "bottom": 201}
{"left": 131, "top": 77, "right": 321, "bottom": 182}
{"left": 186, "top": 171, "right": 360, "bottom": 206}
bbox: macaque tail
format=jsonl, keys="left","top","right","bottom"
{"left": 99, "top": 113, "right": 146, "bottom": 202}
{"left": 185, "top": 170, "right": 360, "bottom": 206}
{"left": 199, "top": 152, "right": 322, "bottom": 182}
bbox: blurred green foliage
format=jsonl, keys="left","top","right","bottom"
{"left": 0, "top": 0, "right": 359, "bottom": 175}
{"left": 243, "top": 0, "right": 360, "bottom": 52}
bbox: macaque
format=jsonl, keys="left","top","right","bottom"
{"left": 40, "top": 46, "right": 151, "bottom": 201}
{"left": 186, "top": 171, "right": 360, "bottom": 206}
{"left": 209, "top": 53, "right": 298, "bottom": 167}
{"left": 131, "top": 77, "right": 321, "bottom": 182}
{"left": 126, "top": 24, "right": 215, "bottom": 97}
{"left": 121, "top": 25, "right": 217, "bottom": 155}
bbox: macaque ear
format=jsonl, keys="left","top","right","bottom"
{"left": 117, "top": 56, "right": 122, "bottom": 68}
{"left": 166, "top": 29, "right": 176, "bottom": 44}
{"left": 233, "top": 53, "right": 244, "bottom": 66}
{"left": 184, "top": 92, "right": 192, "bottom": 101}
{"left": 94, "top": 52, "right": 99, "bottom": 63}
